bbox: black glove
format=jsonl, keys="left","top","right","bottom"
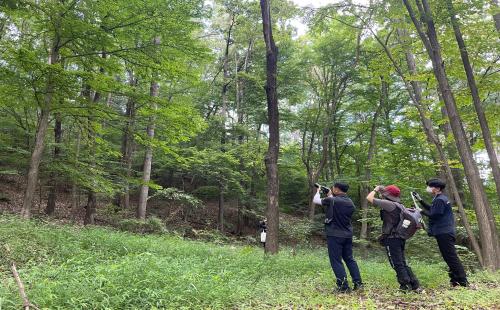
{"left": 411, "top": 191, "right": 422, "bottom": 202}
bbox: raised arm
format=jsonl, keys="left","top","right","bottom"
{"left": 312, "top": 187, "right": 322, "bottom": 205}
{"left": 366, "top": 186, "right": 382, "bottom": 204}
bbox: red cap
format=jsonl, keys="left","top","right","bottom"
{"left": 384, "top": 185, "right": 401, "bottom": 197}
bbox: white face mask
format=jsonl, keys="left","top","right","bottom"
{"left": 426, "top": 186, "right": 434, "bottom": 193}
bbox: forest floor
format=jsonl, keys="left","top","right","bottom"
{"left": 0, "top": 215, "right": 499, "bottom": 309}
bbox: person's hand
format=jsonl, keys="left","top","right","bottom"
{"left": 374, "top": 185, "right": 382, "bottom": 192}
{"left": 412, "top": 191, "right": 422, "bottom": 202}
{"left": 327, "top": 188, "right": 333, "bottom": 197}
{"left": 316, "top": 187, "right": 321, "bottom": 193}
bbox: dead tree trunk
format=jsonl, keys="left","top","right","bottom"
{"left": 261, "top": 0, "right": 280, "bottom": 254}
{"left": 403, "top": 0, "right": 499, "bottom": 269}
{"left": 446, "top": 0, "right": 500, "bottom": 202}
{"left": 137, "top": 37, "right": 160, "bottom": 220}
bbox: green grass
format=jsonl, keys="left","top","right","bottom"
{"left": 0, "top": 215, "right": 498, "bottom": 309}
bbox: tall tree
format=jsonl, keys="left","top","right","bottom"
{"left": 260, "top": 0, "right": 279, "bottom": 254}
{"left": 445, "top": 0, "right": 500, "bottom": 202}
{"left": 21, "top": 34, "right": 60, "bottom": 219}
{"left": 403, "top": 0, "right": 500, "bottom": 270}
{"left": 137, "top": 37, "right": 161, "bottom": 220}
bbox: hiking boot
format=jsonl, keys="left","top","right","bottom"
{"left": 353, "top": 282, "right": 364, "bottom": 291}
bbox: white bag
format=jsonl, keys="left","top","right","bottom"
{"left": 260, "top": 231, "right": 267, "bottom": 243}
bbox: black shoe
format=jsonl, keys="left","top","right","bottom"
{"left": 353, "top": 282, "right": 364, "bottom": 291}
{"left": 451, "top": 280, "right": 469, "bottom": 287}
{"left": 334, "top": 286, "right": 352, "bottom": 294}
{"left": 399, "top": 284, "right": 412, "bottom": 292}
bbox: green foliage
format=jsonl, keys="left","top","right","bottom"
{"left": 279, "top": 217, "right": 313, "bottom": 245}
{"left": 0, "top": 216, "right": 499, "bottom": 309}
{"left": 152, "top": 188, "right": 202, "bottom": 209}
{"left": 192, "top": 186, "right": 220, "bottom": 201}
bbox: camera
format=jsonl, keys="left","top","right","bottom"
{"left": 314, "top": 183, "right": 330, "bottom": 195}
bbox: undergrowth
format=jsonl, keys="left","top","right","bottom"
{"left": 0, "top": 215, "right": 498, "bottom": 309}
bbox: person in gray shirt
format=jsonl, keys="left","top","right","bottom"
{"left": 367, "top": 185, "right": 421, "bottom": 292}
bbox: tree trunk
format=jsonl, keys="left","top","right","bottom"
{"left": 71, "top": 130, "right": 81, "bottom": 209}
{"left": 84, "top": 190, "right": 96, "bottom": 225}
{"left": 46, "top": 112, "right": 62, "bottom": 215}
{"left": 137, "top": 38, "right": 160, "bottom": 220}
{"left": 446, "top": 0, "right": 500, "bottom": 202}
{"left": 21, "top": 45, "right": 59, "bottom": 219}
{"left": 218, "top": 183, "right": 224, "bottom": 233}
{"left": 118, "top": 71, "right": 137, "bottom": 209}
{"left": 235, "top": 41, "right": 252, "bottom": 235}
{"left": 84, "top": 87, "right": 100, "bottom": 225}
{"left": 403, "top": 0, "right": 499, "bottom": 269}
{"left": 360, "top": 80, "right": 385, "bottom": 239}
{"left": 440, "top": 106, "right": 465, "bottom": 202}
{"left": 261, "top": 0, "right": 280, "bottom": 254}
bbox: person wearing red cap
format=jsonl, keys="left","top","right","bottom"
{"left": 367, "top": 185, "right": 421, "bottom": 292}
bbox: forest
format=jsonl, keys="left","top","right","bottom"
{"left": 0, "top": 0, "right": 499, "bottom": 308}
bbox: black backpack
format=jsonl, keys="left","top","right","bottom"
{"left": 393, "top": 203, "right": 423, "bottom": 239}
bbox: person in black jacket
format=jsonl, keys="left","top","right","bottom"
{"left": 313, "top": 182, "right": 363, "bottom": 293}
{"left": 413, "top": 178, "right": 468, "bottom": 287}
{"left": 367, "top": 185, "right": 421, "bottom": 292}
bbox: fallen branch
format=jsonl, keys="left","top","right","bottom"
{"left": 11, "top": 262, "right": 30, "bottom": 309}
{"left": 10, "top": 262, "right": 39, "bottom": 310}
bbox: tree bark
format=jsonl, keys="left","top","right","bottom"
{"left": 261, "top": 0, "right": 280, "bottom": 254}
{"left": 46, "top": 112, "right": 62, "bottom": 215}
{"left": 446, "top": 0, "right": 500, "bottom": 203}
{"left": 21, "top": 43, "right": 59, "bottom": 219}
{"left": 137, "top": 37, "right": 160, "bottom": 220}
{"left": 403, "top": 0, "right": 499, "bottom": 269}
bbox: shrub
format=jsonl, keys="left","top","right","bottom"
{"left": 117, "top": 217, "right": 165, "bottom": 234}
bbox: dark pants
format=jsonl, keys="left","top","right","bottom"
{"left": 327, "top": 236, "right": 362, "bottom": 289}
{"left": 435, "top": 233, "right": 467, "bottom": 284}
{"left": 383, "top": 238, "right": 420, "bottom": 290}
